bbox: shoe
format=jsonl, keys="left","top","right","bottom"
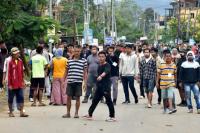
{"left": 82, "top": 98, "right": 88, "bottom": 103}
{"left": 168, "top": 109, "right": 177, "bottom": 114}
{"left": 29, "top": 98, "right": 34, "bottom": 102}
{"left": 122, "top": 101, "right": 130, "bottom": 104}
{"left": 197, "top": 109, "right": 200, "bottom": 114}
{"left": 147, "top": 104, "right": 152, "bottom": 108}
{"left": 177, "top": 102, "right": 187, "bottom": 107}
{"left": 135, "top": 99, "right": 138, "bottom": 104}
{"left": 188, "top": 109, "right": 193, "bottom": 113}
{"left": 82, "top": 115, "right": 93, "bottom": 120}
{"left": 139, "top": 96, "right": 144, "bottom": 99}
{"left": 157, "top": 101, "right": 161, "bottom": 105}
{"left": 105, "top": 117, "right": 117, "bottom": 122}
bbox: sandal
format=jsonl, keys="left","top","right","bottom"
{"left": 9, "top": 113, "right": 15, "bottom": 117}
{"left": 20, "top": 113, "right": 29, "bottom": 117}
{"left": 38, "top": 103, "right": 46, "bottom": 106}
{"left": 31, "top": 103, "right": 37, "bottom": 107}
{"left": 62, "top": 114, "right": 71, "bottom": 118}
{"left": 74, "top": 114, "right": 79, "bottom": 118}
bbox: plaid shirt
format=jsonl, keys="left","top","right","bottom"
{"left": 139, "top": 58, "right": 157, "bottom": 80}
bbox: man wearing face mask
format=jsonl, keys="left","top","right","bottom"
{"left": 179, "top": 51, "right": 200, "bottom": 114}
{"left": 176, "top": 50, "right": 187, "bottom": 107}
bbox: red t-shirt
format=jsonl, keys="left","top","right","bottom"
{"left": 8, "top": 58, "right": 24, "bottom": 89}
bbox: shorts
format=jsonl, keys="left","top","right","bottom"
{"left": 67, "top": 82, "right": 82, "bottom": 97}
{"left": 8, "top": 89, "right": 24, "bottom": 104}
{"left": 143, "top": 79, "right": 155, "bottom": 93}
{"left": 31, "top": 78, "right": 45, "bottom": 89}
{"left": 161, "top": 87, "right": 175, "bottom": 99}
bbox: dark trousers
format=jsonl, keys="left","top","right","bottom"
{"left": 121, "top": 76, "right": 138, "bottom": 101}
{"left": 8, "top": 89, "right": 24, "bottom": 111}
{"left": 157, "top": 88, "right": 162, "bottom": 103}
{"left": 140, "top": 77, "right": 145, "bottom": 97}
{"left": 88, "top": 87, "right": 115, "bottom": 117}
{"left": 0, "top": 71, "right": 3, "bottom": 88}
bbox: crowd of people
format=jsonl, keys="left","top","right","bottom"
{"left": 1, "top": 40, "right": 200, "bottom": 122}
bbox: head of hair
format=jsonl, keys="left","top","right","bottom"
{"left": 36, "top": 46, "right": 43, "bottom": 54}
{"left": 91, "top": 45, "right": 98, "bottom": 50}
{"left": 143, "top": 48, "right": 150, "bottom": 53}
{"left": 74, "top": 45, "right": 82, "bottom": 49}
{"left": 98, "top": 51, "right": 107, "bottom": 57}
{"left": 44, "top": 44, "right": 49, "bottom": 49}
{"left": 163, "top": 49, "right": 171, "bottom": 56}
{"left": 125, "top": 44, "right": 132, "bottom": 49}
{"left": 151, "top": 47, "right": 158, "bottom": 53}
{"left": 108, "top": 46, "right": 115, "bottom": 50}
{"left": 0, "top": 40, "right": 5, "bottom": 45}
{"left": 67, "top": 44, "right": 74, "bottom": 47}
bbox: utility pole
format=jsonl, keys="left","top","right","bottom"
{"left": 84, "top": 0, "right": 90, "bottom": 45}
{"left": 177, "top": 0, "right": 181, "bottom": 45}
{"left": 111, "top": 0, "right": 114, "bottom": 43}
{"left": 154, "top": 11, "right": 158, "bottom": 43}
{"left": 186, "top": 2, "right": 192, "bottom": 40}
{"left": 143, "top": 19, "right": 146, "bottom": 36}
{"left": 49, "top": 0, "right": 53, "bottom": 19}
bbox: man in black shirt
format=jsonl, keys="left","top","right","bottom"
{"left": 106, "top": 46, "right": 119, "bottom": 105}
{"left": 83, "top": 51, "right": 116, "bottom": 122}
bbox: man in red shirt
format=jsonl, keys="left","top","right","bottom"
{"left": 7, "top": 47, "right": 28, "bottom": 117}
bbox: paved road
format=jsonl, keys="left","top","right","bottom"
{"left": 0, "top": 83, "right": 199, "bottom": 133}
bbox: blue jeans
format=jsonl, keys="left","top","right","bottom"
{"left": 184, "top": 83, "right": 200, "bottom": 109}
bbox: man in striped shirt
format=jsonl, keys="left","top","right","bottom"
{"left": 63, "top": 45, "right": 87, "bottom": 118}
{"left": 157, "top": 49, "right": 177, "bottom": 114}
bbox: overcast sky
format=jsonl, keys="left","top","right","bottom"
{"left": 134, "top": 0, "right": 171, "bottom": 15}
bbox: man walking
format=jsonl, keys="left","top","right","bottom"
{"left": 119, "top": 44, "right": 139, "bottom": 104}
{"left": 107, "top": 46, "right": 119, "bottom": 105}
{"left": 140, "top": 49, "right": 156, "bottom": 108}
{"left": 179, "top": 51, "right": 200, "bottom": 114}
{"left": 157, "top": 49, "right": 177, "bottom": 114}
{"left": 83, "top": 51, "right": 116, "bottom": 122}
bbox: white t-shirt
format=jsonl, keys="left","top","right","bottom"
{"left": 3, "top": 56, "right": 12, "bottom": 82}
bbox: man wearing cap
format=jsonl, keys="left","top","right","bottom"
{"left": 7, "top": 47, "right": 28, "bottom": 117}
{"left": 179, "top": 51, "right": 200, "bottom": 114}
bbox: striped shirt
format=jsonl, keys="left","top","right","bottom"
{"left": 158, "top": 62, "right": 176, "bottom": 89}
{"left": 67, "top": 58, "right": 87, "bottom": 83}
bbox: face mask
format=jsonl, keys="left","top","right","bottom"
{"left": 188, "top": 56, "right": 194, "bottom": 61}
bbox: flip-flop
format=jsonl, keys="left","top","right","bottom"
{"left": 9, "top": 113, "right": 15, "bottom": 117}
{"left": 74, "top": 114, "right": 79, "bottom": 118}
{"left": 38, "top": 103, "right": 46, "bottom": 106}
{"left": 31, "top": 103, "right": 37, "bottom": 107}
{"left": 20, "top": 113, "right": 29, "bottom": 117}
{"left": 62, "top": 114, "right": 71, "bottom": 118}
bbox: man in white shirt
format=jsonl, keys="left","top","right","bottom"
{"left": 119, "top": 44, "right": 139, "bottom": 104}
